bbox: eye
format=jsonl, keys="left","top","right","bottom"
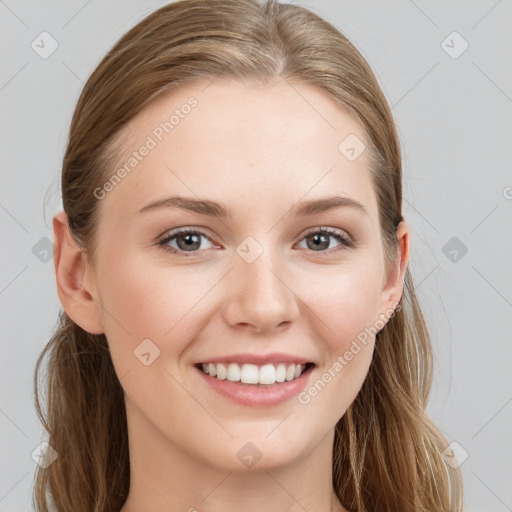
{"left": 157, "top": 226, "right": 356, "bottom": 257}
{"left": 296, "top": 227, "right": 355, "bottom": 254}
{"left": 158, "top": 228, "right": 217, "bottom": 256}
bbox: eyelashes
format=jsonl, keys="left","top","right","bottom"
{"left": 296, "top": 227, "right": 356, "bottom": 252}
{"left": 157, "top": 226, "right": 357, "bottom": 258}
{"left": 158, "top": 228, "right": 217, "bottom": 256}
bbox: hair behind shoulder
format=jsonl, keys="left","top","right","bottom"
{"left": 34, "top": 1, "right": 463, "bottom": 510}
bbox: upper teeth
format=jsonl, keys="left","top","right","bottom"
{"left": 200, "top": 362, "right": 307, "bottom": 385}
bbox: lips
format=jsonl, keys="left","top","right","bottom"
{"left": 193, "top": 352, "right": 315, "bottom": 407}
{"left": 197, "top": 353, "right": 312, "bottom": 366}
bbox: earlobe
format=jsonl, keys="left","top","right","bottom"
{"left": 53, "top": 211, "right": 104, "bottom": 334}
{"left": 378, "top": 220, "right": 410, "bottom": 319}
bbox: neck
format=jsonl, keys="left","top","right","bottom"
{"left": 120, "top": 402, "right": 347, "bottom": 512}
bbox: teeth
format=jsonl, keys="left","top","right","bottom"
{"left": 216, "top": 363, "right": 227, "bottom": 380}
{"left": 227, "top": 363, "right": 240, "bottom": 382}
{"left": 240, "top": 364, "right": 259, "bottom": 384}
{"left": 275, "top": 363, "right": 286, "bottom": 383}
{"left": 199, "top": 362, "right": 307, "bottom": 385}
{"left": 259, "top": 364, "right": 275, "bottom": 385}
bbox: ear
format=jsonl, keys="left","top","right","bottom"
{"left": 53, "top": 210, "right": 104, "bottom": 334}
{"left": 377, "top": 220, "right": 410, "bottom": 321}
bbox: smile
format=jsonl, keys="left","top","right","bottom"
{"left": 198, "top": 362, "right": 311, "bottom": 385}
{"left": 194, "top": 356, "right": 315, "bottom": 407}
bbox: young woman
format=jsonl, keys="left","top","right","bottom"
{"left": 33, "top": 0, "right": 464, "bottom": 510}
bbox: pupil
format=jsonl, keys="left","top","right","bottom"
{"left": 179, "top": 233, "right": 200, "bottom": 250}
{"left": 310, "top": 233, "right": 329, "bottom": 250}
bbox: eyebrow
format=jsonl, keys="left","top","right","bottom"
{"left": 136, "top": 194, "right": 368, "bottom": 218}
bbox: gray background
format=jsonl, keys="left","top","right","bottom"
{"left": 1, "top": 0, "right": 511, "bottom": 510}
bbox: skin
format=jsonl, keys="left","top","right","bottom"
{"left": 53, "top": 78, "right": 409, "bottom": 512}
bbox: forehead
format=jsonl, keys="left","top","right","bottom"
{"left": 101, "top": 79, "right": 379, "bottom": 222}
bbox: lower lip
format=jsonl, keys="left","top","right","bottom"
{"left": 195, "top": 365, "right": 314, "bottom": 407}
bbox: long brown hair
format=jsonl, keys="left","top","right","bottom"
{"left": 34, "top": 1, "right": 463, "bottom": 510}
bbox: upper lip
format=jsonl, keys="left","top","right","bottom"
{"left": 195, "top": 352, "right": 314, "bottom": 366}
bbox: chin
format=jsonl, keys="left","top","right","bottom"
{"left": 197, "top": 429, "right": 318, "bottom": 473}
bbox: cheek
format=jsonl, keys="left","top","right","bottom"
{"left": 303, "top": 260, "right": 383, "bottom": 350}
{"left": 95, "top": 253, "right": 217, "bottom": 369}
{"left": 90, "top": 244, "right": 384, "bottom": 470}
{"left": 294, "top": 260, "right": 382, "bottom": 408}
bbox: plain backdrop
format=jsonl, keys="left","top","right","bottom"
{"left": 1, "top": 1, "right": 511, "bottom": 510}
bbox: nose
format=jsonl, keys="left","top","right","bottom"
{"left": 222, "top": 246, "right": 300, "bottom": 334}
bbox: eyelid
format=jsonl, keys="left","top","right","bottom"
{"left": 157, "top": 227, "right": 220, "bottom": 255}
{"left": 301, "top": 225, "right": 353, "bottom": 242}
{"left": 297, "top": 226, "right": 356, "bottom": 251}
{"left": 157, "top": 225, "right": 356, "bottom": 256}
{"left": 158, "top": 225, "right": 217, "bottom": 240}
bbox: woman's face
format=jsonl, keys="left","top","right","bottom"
{"left": 82, "top": 79, "right": 406, "bottom": 471}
